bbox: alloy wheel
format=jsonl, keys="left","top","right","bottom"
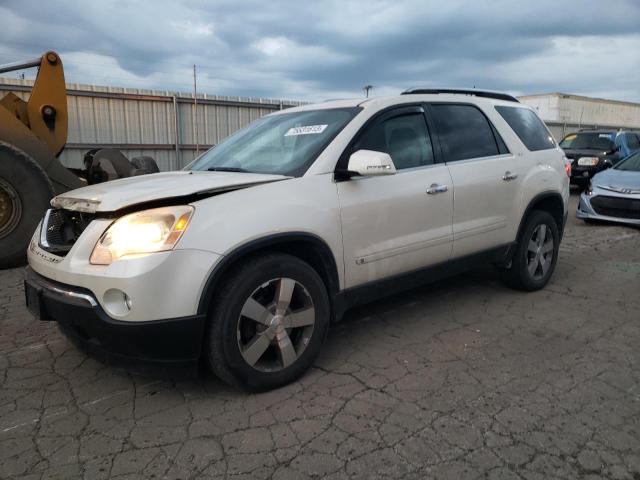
{"left": 526, "top": 224, "right": 554, "bottom": 280}
{"left": 237, "top": 277, "right": 315, "bottom": 372}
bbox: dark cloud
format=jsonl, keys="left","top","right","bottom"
{"left": 1, "top": 0, "right": 638, "bottom": 102}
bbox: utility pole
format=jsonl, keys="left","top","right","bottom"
{"left": 193, "top": 64, "right": 199, "bottom": 156}
{"left": 362, "top": 85, "right": 373, "bottom": 98}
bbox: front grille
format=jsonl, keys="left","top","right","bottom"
{"left": 590, "top": 195, "right": 640, "bottom": 220}
{"left": 40, "top": 209, "right": 95, "bottom": 255}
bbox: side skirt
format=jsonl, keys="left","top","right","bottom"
{"left": 333, "top": 242, "right": 516, "bottom": 321}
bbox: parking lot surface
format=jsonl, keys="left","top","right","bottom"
{"left": 1, "top": 192, "right": 639, "bottom": 480}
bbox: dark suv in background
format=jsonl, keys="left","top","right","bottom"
{"left": 560, "top": 129, "right": 640, "bottom": 186}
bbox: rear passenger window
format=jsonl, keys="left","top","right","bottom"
{"left": 495, "top": 106, "right": 555, "bottom": 151}
{"left": 430, "top": 104, "right": 501, "bottom": 161}
{"left": 354, "top": 112, "right": 435, "bottom": 169}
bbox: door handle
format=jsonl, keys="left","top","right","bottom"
{"left": 503, "top": 171, "right": 518, "bottom": 181}
{"left": 426, "top": 183, "right": 448, "bottom": 194}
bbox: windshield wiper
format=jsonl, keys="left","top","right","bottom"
{"left": 207, "top": 167, "right": 252, "bottom": 173}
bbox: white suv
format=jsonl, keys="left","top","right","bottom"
{"left": 25, "top": 89, "right": 569, "bottom": 390}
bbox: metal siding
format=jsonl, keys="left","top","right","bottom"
{"left": 0, "top": 78, "right": 304, "bottom": 169}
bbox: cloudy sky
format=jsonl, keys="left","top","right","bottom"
{"left": 1, "top": 0, "right": 639, "bottom": 102}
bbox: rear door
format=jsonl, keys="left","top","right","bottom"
{"left": 336, "top": 105, "right": 454, "bottom": 288}
{"left": 428, "top": 103, "right": 520, "bottom": 258}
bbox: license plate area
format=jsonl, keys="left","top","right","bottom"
{"left": 24, "top": 281, "right": 52, "bottom": 321}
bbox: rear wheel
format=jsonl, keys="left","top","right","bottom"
{"left": 500, "top": 210, "right": 560, "bottom": 291}
{"left": 0, "top": 148, "right": 55, "bottom": 269}
{"left": 205, "top": 254, "right": 330, "bottom": 391}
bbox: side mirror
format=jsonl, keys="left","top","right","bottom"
{"left": 345, "top": 149, "right": 396, "bottom": 177}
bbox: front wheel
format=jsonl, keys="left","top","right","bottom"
{"left": 205, "top": 254, "right": 330, "bottom": 391}
{"left": 500, "top": 210, "right": 560, "bottom": 291}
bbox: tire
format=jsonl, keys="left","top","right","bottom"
{"left": 0, "top": 148, "right": 55, "bottom": 269}
{"left": 130, "top": 156, "right": 160, "bottom": 174}
{"left": 500, "top": 210, "right": 560, "bottom": 291}
{"left": 205, "top": 253, "right": 330, "bottom": 391}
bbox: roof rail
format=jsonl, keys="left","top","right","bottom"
{"left": 401, "top": 88, "right": 519, "bottom": 103}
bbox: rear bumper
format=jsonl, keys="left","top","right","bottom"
{"left": 24, "top": 267, "right": 206, "bottom": 376}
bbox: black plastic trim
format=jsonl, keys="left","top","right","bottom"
{"left": 516, "top": 191, "right": 566, "bottom": 240}
{"left": 24, "top": 267, "right": 206, "bottom": 376}
{"left": 197, "top": 232, "right": 341, "bottom": 317}
{"left": 334, "top": 243, "right": 515, "bottom": 320}
{"left": 401, "top": 88, "right": 519, "bottom": 103}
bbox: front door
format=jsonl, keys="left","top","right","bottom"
{"left": 337, "top": 106, "right": 454, "bottom": 288}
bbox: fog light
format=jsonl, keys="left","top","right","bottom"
{"left": 103, "top": 289, "right": 132, "bottom": 316}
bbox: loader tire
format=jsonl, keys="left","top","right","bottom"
{"left": 0, "top": 147, "right": 55, "bottom": 269}
{"left": 131, "top": 156, "right": 160, "bottom": 174}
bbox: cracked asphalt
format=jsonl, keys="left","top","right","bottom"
{"left": 1, "top": 192, "right": 639, "bottom": 479}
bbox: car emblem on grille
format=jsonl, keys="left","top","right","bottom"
{"left": 48, "top": 225, "right": 56, "bottom": 231}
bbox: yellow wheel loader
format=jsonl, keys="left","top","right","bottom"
{"left": 0, "top": 51, "right": 159, "bottom": 268}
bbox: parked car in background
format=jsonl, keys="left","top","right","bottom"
{"left": 577, "top": 150, "right": 640, "bottom": 225}
{"left": 559, "top": 129, "right": 640, "bottom": 186}
{"left": 24, "top": 89, "right": 569, "bottom": 390}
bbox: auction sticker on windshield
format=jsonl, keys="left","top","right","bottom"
{"left": 285, "top": 125, "right": 328, "bottom": 136}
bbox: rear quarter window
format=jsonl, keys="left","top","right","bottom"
{"left": 496, "top": 106, "right": 555, "bottom": 152}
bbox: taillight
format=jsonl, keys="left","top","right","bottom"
{"left": 564, "top": 159, "right": 571, "bottom": 177}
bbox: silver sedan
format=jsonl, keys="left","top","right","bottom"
{"left": 577, "top": 151, "right": 640, "bottom": 225}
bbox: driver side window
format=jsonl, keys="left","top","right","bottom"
{"left": 353, "top": 112, "right": 434, "bottom": 170}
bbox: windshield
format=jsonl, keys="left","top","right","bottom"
{"left": 559, "top": 132, "right": 615, "bottom": 151}
{"left": 614, "top": 151, "right": 640, "bottom": 172}
{"left": 188, "top": 107, "right": 360, "bottom": 177}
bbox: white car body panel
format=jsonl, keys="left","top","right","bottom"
{"left": 51, "top": 171, "right": 289, "bottom": 212}
{"left": 180, "top": 174, "right": 345, "bottom": 287}
{"left": 27, "top": 222, "right": 220, "bottom": 322}
{"left": 337, "top": 164, "right": 453, "bottom": 287}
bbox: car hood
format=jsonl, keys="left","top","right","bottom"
{"left": 51, "top": 171, "right": 290, "bottom": 213}
{"left": 563, "top": 148, "right": 610, "bottom": 159}
{"left": 592, "top": 168, "right": 640, "bottom": 192}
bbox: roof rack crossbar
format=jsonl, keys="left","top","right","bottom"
{"left": 401, "top": 88, "right": 519, "bottom": 103}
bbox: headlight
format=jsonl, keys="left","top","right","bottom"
{"left": 577, "top": 156, "right": 600, "bottom": 166}
{"left": 90, "top": 206, "right": 194, "bottom": 265}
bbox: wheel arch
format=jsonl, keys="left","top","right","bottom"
{"left": 516, "top": 191, "right": 566, "bottom": 243}
{"left": 197, "top": 232, "right": 341, "bottom": 319}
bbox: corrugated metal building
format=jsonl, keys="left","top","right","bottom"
{"left": 518, "top": 93, "right": 640, "bottom": 141}
{"left": 0, "top": 78, "right": 304, "bottom": 171}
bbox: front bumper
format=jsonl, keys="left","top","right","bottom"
{"left": 570, "top": 165, "right": 600, "bottom": 183}
{"left": 577, "top": 192, "right": 640, "bottom": 226}
{"left": 24, "top": 267, "right": 206, "bottom": 376}
{"left": 27, "top": 219, "right": 221, "bottom": 322}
